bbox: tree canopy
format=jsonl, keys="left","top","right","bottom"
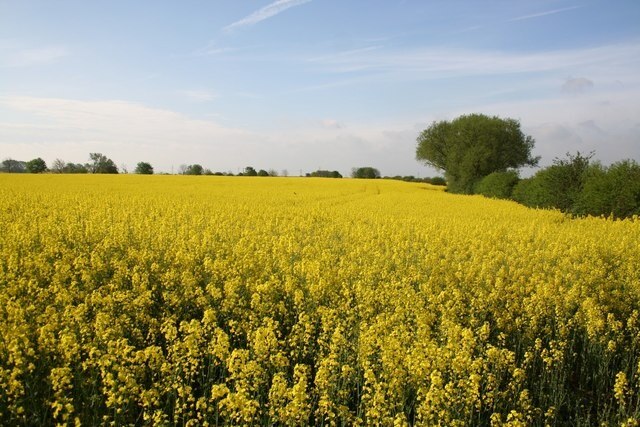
{"left": 242, "top": 166, "right": 258, "bottom": 176}
{"left": 1, "top": 159, "right": 26, "bottom": 173}
{"left": 416, "top": 114, "right": 539, "bottom": 193}
{"left": 184, "top": 164, "right": 203, "bottom": 175}
{"left": 135, "top": 162, "right": 154, "bottom": 175}
{"left": 307, "top": 170, "right": 343, "bottom": 178}
{"left": 351, "top": 167, "right": 381, "bottom": 179}
{"left": 25, "top": 158, "right": 48, "bottom": 173}
{"left": 88, "top": 153, "right": 118, "bottom": 174}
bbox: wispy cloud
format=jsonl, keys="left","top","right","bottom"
{"left": 0, "top": 96, "right": 247, "bottom": 146}
{"left": 178, "top": 89, "right": 216, "bottom": 102}
{"left": 308, "top": 45, "right": 384, "bottom": 64}
{"left": 507, "top": 5, "right": 583, "bottom": 22}
{"left": 0, "top": 44, "right": 69, "bottom": 68}
{"left": 192, "top": 41, "right": 237, "bottom": 57}
{"left": 308, "top": 41, "right": 640, "bottom": 80}
{"left": 223, "top": 0, "right": 312, "bottom": 32}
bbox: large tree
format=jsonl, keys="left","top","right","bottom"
{"left": 351, "top": 167, "right": 381, "bottom": 179}
{"left": 1, "top": 158, "right": 26, "bottom": 173}
{"left": 185, "top": 164, "right": 203, "bottom": 175}
{"left": 88, "top": 153, "right": 118, "bottom": 174}
{"left": 26, "top": 157, "right": 48, "bottom": 173}
{"left": 416, "top": 114, "right": 539, "bottom": 193}
{"left": 135, "top": 162, "right": 154, "bottom": 175}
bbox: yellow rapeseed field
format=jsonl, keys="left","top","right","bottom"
{"left": 1, "top": 174, "right": 639, "bottom": 426}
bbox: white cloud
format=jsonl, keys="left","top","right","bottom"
{"left": 223, "top": 0, "right": 312, "bottom": 32}
{"left": 447, "top": 89, "right": 640, "bottom": 169}
{"left": 320, "top": 119, "right": 344, "bottom": 129}
{"left": 0, "top": 96, "right": 254, "bottom": 172}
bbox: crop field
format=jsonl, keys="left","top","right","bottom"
{"left": 1, "top": 175, "right": 639, "bottom": 426}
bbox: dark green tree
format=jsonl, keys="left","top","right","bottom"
{"left": 474, "top": 171, "right": 520, "bottom": 199}
{"left": 243, "top": 166, "right": 257, "bottom": 176}
{"left": 307, "top": 170, "right": 342, "bottom": 178}
{"left": 64, "top": 163, "right": 89, "bottom": 174}
{"left": 429, "top": 176, "right": 447, "bottom": 186}
{"left": 1, "top": 158, "right": 26, "bottom": 173}
{"left": 135, "top": 162, "right": 154, "bottom": 175}
{"left": 88, "top": 153, "right": 118, "bottom": 174}
{"left": 513, "top": 152, "right": 594, "bottom": 211}
{"left": 574, "top": 159, "right": 640, "bottom": 218}
{"left": 351, "top": 167, "right": 381, "bottom": 179}
{"left": 185, "top": 164, "right": 203, "bottom": 175}
{"left": 25, "top": 157, "right": 48, "bottom": 173}
{"left": 416, "top": 114, "right": 539, "bottom": 193}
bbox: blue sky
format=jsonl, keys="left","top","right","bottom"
{"left": 1, "top": 0, "right": 639, "bottom": 176}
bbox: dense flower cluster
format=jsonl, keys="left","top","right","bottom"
{"left": 1, "top": 175, "right": 639, "bottom": 425}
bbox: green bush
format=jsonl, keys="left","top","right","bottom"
{"left": 511, "top": 152, "right": 594, "bottom": 211}
{"left": 429, "top": 176, "right": 447, "bottom": 186}
{"left": 575, "top": 159, "right": 640, "bottom": 218}
{"left": 511, "top": 173, "right": 554, "bottom": 209}
{"left": 351, "top": 167, "right": 381, "bottom": 179}
{"left": 474, "top": 171, "right": 519, "bottom": 199}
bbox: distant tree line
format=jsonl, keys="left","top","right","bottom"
{"left": 383, "top": 175, "right": 447, "bottom": 186}
{"left": 306, "top": 170, "right": 343, "bottom": 178}
{"left": 1, "top": 154, "right": 122, "bottom": 174}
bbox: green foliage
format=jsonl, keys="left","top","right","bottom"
{"left": 512, "top": 152, "right": 594, "bottom": 211}
{"left": 574, "top": 159, "right": 640, "bottom": 219}
{"left": 429, "top": 176, "right": 447, "bottom": 186}
{"left": 1, "top": 158, "right": 26, "bottom": 173}
{"left": 511, "top": 176, "right": 550, "bottom": 208}
{"left": 474, "top": 171, "right": 519, "bottom": 199}
{"left": 243, "top": 166, "right": 258, "bottom": 176}
{"left": 351, "top": 167, "right": 381, "bottom": 179}
{"left": 307, "top": 170, "right": 342, "bottom": 178}
{"left": 546, "top": 151, "right": 594, "bottom": 211}
{"left": 184, "top": 164, "right": 203, "bottom": 175}
{"left": 134, "top": 162, "right": 154, "bottom": 175}
{"left": 511, "top": 152, "right": 640, "bottom": 219}
{"left": 88, "top": 153, "right": 118, "bottom": 174}
{"left": 63, "top": 163, "right": 89, "bottom": 174}
{"left": 384, "top": 175, "right": 447, "bottom": 185}
{"left": 416, "top": 114, "right": 539, "bottom": 194}
{"left": 257, "top": 169, "right": 270, "bottom": 176}
{"left": 25, "top": 157, "right": 48, "bottom": 173}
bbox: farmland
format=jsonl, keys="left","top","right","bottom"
{"left": 1, "top": 175, "right": 639, "bottom": 425}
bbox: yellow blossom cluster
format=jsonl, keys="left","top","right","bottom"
{"left": 0, "top": 174, "right": 639, "bottom": 425}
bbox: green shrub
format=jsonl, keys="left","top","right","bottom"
{"left": 511, "top": 152, "right": 594, "bottom": 211}
{"left": 474, "top": 171, "right": 519, "bottom": 199}
{"left": 511, "top": 173, "right": 554, "bottom": 208}
{"left": 429, "top": 176, "right": 447, "bottom": 186}
{"left": 575, "top": 159, "right": 640, "bottom": 218}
